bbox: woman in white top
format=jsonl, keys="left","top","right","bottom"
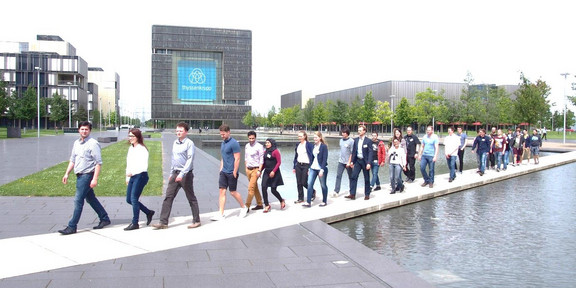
{"left": 124, "top": 129, "right": 154, "bottom": 231}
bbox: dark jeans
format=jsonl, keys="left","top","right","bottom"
{"left": 456, "top": 148, "right": 465, "bottom": 172}
{"left": 350, "top": 158, "right": 371, "bottom": 196}
{"left": 126, "top": 172, "right": 152, "bottom": 224}
{"left": 68, "top": 172, "right": 109, "bottom": 229}
{"left": 294, "top": 163, "right": 309, "bottom": 201}
{"left": 403, "top": 154, "right": 417, "bottom": 181}
{"left": 159, "top": 171, "right": 200, "bottom": 225}
{"left": 334, "top": 162, "right": 352, "bottom": 193}
{"left": 420, "top": 155, "right": 435, "bottom": 184}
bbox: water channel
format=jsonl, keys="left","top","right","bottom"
{"left": 190, "top": 132, "right": 572, "bottom": 287}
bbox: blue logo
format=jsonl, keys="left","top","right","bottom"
{"left": 178, "top": 60, "right": 216, "bottom": 101}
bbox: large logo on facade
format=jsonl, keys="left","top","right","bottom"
{"left": 178, "top": 60, "right": 216, "bottom": 102}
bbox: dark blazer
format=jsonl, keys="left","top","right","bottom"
{"left": 310, "top": 143, "right": 328, "bottom": 171}
{"left": 293, "top": 141, "right": 314, "bottom": 169}
{"left": 351, "top": 136, "right": 373, "bottom": 165}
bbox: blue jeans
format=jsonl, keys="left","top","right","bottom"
{"left": 307, "top": 168, "right": 328, "bottom": 204}
{"left": 503, "top": 150, "right": 510, "bottom": 169}
{"left": 477, "top": 152, "right": 487, "bottom": 173}
{"left": 68, "top": 173, "right": 110, "bottom": 229}
{"left": 447, "top": 155, "right": 456, "bottom": 180}
{"left": 370, "top": 161, "right": 380, "bottom": 188}
{"left": 495, "top": 151, "right": 503, "bottom": 169}
{"left": 420, "top": 155, "right": 435, "bottom": 184}
{"left": 389, "top": 164, "right": 403, "bottom": 191}
{"left": 126, "top": 172, "right": 152, "bottom": 224}
{"left": 334, "top": 162, "right": 352, "bottom": 193}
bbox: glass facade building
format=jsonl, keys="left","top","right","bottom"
{"left": 151, "top": 25, "right": 252, "bottom": 129}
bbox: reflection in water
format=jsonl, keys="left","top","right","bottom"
{"left": 331, "top": 162, "right": 576, "bottom": 287}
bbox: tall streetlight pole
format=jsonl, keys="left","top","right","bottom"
{"left": 390, "top": 95, "right": 395, "bottom": 136}
{"left": 67, "top": 82, "right": 72, "bottom": 128}
{"left": 35, "top": 67, "right": 41, "bottom": 138}
{"left": 108, "top": 101, "right": 111, "bottom": 127}
{"left": 99, "top": 96, "right": 102, "bottom": 132}
{"left": 561, "top": 73, "right": 570, "bottom": 144}
{"left": 87, "top": 91, "right": 91, "bottom": 123}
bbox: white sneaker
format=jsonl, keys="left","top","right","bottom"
{"left": 211, "top": 214, "right": 225, "bottom": 221}
{"left": 330, "top": 191, "right": 339, "bottom": 198}
{"left": 239, "top": 207, "right": 248, "bottom": 218}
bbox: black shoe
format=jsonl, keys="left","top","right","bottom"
{"left": 449, "top": 178, "right": 453, "bottom": 183}
{"left": 251, "top": 205, "right": 263, "bottom": 211}
{"left": 93, "top": 220, "right": 111, "bottom": 229}
{"left": 146, "top": 211, "right": 155, "bottom": 226}
{"left": 390, "top": 191, "right": 396, "bottom": 194}
{"left": 58, "top": 226, "right": 77, "bottom": 235}
{"left": 124, "top": 223, "right": 139, "bottom": 231}
{"left": 373, "top": 186, "right": 381, "bottom": 191}
{"left": 294, "top": 200, "right": 304, "bottom": 204}
{"left": 311, "top": 189, "right": 316, "bottom": 201}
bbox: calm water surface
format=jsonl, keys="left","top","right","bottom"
{"left": 331, "top": 162, "right": 576, "bottom": 287}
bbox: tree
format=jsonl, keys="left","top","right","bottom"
{"left": 242, "top": 110, "right": 256, "bottom": 128}
{"left": 73, "top": 106, "right": 87, "bottom": 124}
{"left": 266, "top": 106, "right": 277, "bottom": 127}
{"left": 513, "top": 72, "right": 551, "bottom": 127}
{"left": 312, "top": 101, "right": 329, "bottom": 130}
{"left": 413, "top": 88, "right": 448, "bottom": 126}
{"left": 7, "top": 86, "right": 37, "bottom": 128}
{"left": 374, "top": 100, "right": 391, "bottom": 128}
{"left": 329, "top": 99, "right": 349, "bottom": 130}
{"left": 302, "top": 99, "right": 314, "bottom": 129}
{"left": 49, "top": 93, "right": 69, "bottom": 128}
{"left": 394, "top": 97, "right": 414, "bottom": 128}
{"left": 0, "top": 80, "right": 9, "bottom": 119}
{"left": 348, "top": 95, "right": 363, "bottom": 126}
{"left": 360, "top": 91, "right": 378, "bottom": 123}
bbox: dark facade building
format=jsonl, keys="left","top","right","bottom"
{"left": 281, "top": 90, "right": 303, "bottom": 109}
{"left": 151, "top": 25, "right": 252, "bottom": 129}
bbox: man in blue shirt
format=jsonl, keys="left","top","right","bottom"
{"left": 471, "top": 128, "right": 492, "bottom": 176}
{"left": 418, "top": 125, "right": 439, "bottom": 188}
{"left": 212, "top": 124, "right": 248, "bottom": 221}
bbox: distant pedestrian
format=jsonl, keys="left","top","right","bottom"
{"left": 211, "top": 124, "right": 248, "bottom": 221}
{"left": 124, "top": 128, "right": 154, "bottom": 231}
{"left": 369, "top": 132, "right": 386, "bottom": 191}
{"left": 152, "top": 122, "right": 201, "bottom": 229}
{"left": 292, "top": 130, "right": 314, "bottom": 203}
{"left": 455, "top": 127, "right": 467, "bottom": 174}
{"left": 492, "top": 129, "right": 507, "bottom": 171}
{"left": 511, "top": 128, "right": 524, "bottom": 166}
{"left": 522, "top": 129, "right": 532, "bottom": 164}
{"left": 244, "top": 131, "right": 264, "bottom": 211}
{"left": 471, "top": 129, "right": 491, "bottom": 176}
{"left": 303, "top": 131, "right": 329, "bottom": 207}
{"left": 261, "top": 138, "right": 285, "bottom": 212}
{"left": 388, "top": 138, "right": 406, "bottom": 194}
{"left": 331, "top": 127, "right": 354, "bottom": 198}
{"left": 418, "top": 125, "right": 439, "bottom": 188}
{"left": 58, "top": 121, "right": 110, "bottom": 235}
{"left": 530, "top": 129, "right": 542, "bottom": 164}
{"left": 444, "top": 127, "right": 460, "bottom": 182}
{"left": 403, "top": 127, "right": 421, "bottom": 183}
{"left": 346, "top": 125, "right": 374, "bottom": 200}
{"left": 541, "top": 127, "right": 547, "bottom": 141}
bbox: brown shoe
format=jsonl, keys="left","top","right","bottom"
{"left": 420, "top": 182, "right": 428, "bottom": 187}
{"left": 187, "top": 222, "right": 201, "bottom": 229}
{"left": 364, "top": 196, "right": 370, "bottom": 200}
{"left": 152, "top": 223, "right": 168, "bottom": 230}
{"left": 344, "top": 195, "right": 356, "bottom": 200}
{"left": 429, "top": 183, "right": 434, "bottom": 188}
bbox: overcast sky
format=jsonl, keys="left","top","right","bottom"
{"left": 4, "top": 0, "right": 576, "bottom": 117}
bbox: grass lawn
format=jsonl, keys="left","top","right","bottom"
{"left": 0, "top": 127, "right": 162, "bottom": 139}
{"left": 0, "top": 141, "right": 163, "bottom": 197}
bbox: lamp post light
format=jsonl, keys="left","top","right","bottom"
{"left": 99, "top": 96, "right": 102, "bottom": 132}
{"left": 67, "top": 82, "right": 72, "bottom": 128}
{"left": 87, "top": 91, "right": 91, "bottom": 123}
{"left": 108, "top": 101, "right": 111, "bottom": 127}
{"left": 390, "top": 95, "right": 395, "bottom": 136}
{"left": 561, "top": 73, "right": 570, "bottom": 144}
{"left": 35, "top": 67, "right": 41, "bottom": 138}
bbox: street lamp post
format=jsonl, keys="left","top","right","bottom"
{"left": 108, "top": 101, "right": 111, "bottom": 127}
{"left": 87, "top": 91, "right": 91, "bottom": 123}
{"left": 390, "top": 95, "right": 395, "bottom": 136}
{"left": 35, "top": 67, "right": 41, "bottom": 138}
{"left": 561, "top": 73, "right": 570, "bottom": 144}
{"left": 99, "top": 96, "right": 102, "bottom": 132}
{"left": 67, "top": 82, "right": 72, "bottom": 128}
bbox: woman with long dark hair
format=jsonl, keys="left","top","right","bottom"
{"left": 261, "top": 138, "right": 285, "bottom": 213}
{"left": 124, "top": 128, "right": 154, "bottom": 230}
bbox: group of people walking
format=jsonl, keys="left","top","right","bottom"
{"left": 56, "top": 121, "right": 545, "bottom": 235}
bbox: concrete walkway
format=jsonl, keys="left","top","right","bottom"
{"left": 1, "top": 131, "right": 575, "bottom": 287}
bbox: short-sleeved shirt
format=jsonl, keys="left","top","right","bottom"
{"left": 421, "top": 134, "right": 439, "bottom": 157}
{"left": 221, "top": 137, "right": 241, "bottom": 174}
{"left": 70, "top": 136, "right": 102, "bottom": 174}
{"left": 404, "top": 134, "right": 421, "bottom": 157}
